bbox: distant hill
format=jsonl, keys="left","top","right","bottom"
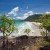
{"left": 13, "top": 14, "right": 42, "bottom": 22}
{"left": 24, "top": 14, "right": 42, "bottom": 21}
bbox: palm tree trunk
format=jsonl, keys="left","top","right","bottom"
{"left": 6, "top": 36, "right": 9, "bottom": 50}
{"left": 3, "top": 31, "right": 5, "bottom": 50}
{"left": 46, "top": 29, "right": 47, "bottom": 37}
{"left": 46, "top": 29, "right": 48, "bottom": 39}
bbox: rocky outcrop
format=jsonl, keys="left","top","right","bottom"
{"left": 0, "top": 35, "right": 50, "bottom": 50}
{"left": 8, "top": 35, "right": 43, "bottom": 50}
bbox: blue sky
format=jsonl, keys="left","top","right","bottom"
{"left": 0, "top": 0, "right": 50, "bottom": 20}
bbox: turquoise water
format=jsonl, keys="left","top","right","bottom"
{"left": 15, "top": 20, "right": 25, "bottom": 26}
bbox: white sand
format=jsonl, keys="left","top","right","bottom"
{"left": 10, "top": 22, "right": 42, "bottom": 37}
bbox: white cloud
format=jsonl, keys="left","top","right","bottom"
{"left": 16, "top": 11, "right": 33, "bottom": 20}
{"left": 23, "top": 11, "right": 33, "bottom": 19}
{"left": 35, "top": 13, "right": 40, "bottom": 14}
{"left": 7, "top": 7, "right": 33, "bottom": 20}
{"left": 8, "top": 7, "right": 19, "bottom": 16}
{"left": 45, "top": 11, "right": 50, "bottom": 14}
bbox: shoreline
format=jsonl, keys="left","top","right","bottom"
{"left": 0, "top": 22, "right": 42, "bottom": 37}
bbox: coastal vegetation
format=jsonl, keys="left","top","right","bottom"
{"left": 24, "top": 28, "right": 31, "bottom": 36}
{"left": 34, "top": 14, "right": 50, "bottom": 50}
{"left": 0, "top": 15, "right": 15, "bottom": 50}
{"left": 35, "top": 14, "right": 50, "bottom": 37}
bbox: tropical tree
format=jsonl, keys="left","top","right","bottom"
{"left": 35, "top": 14, "right": 50, "bottom": 23}
{"left": 0, "top": 15, "right": 15, "bottom": 50}
{"left": 42, "top": 18, "right": 50, "bottom": 37}
{"left": 35, "top": 14, "right": 50, "bottom": 37}
{"left": 24, "top": 28, "right": 31, "bottom": 36}
{"left": 38, "top": 14, "right": 50, "bottom": 36}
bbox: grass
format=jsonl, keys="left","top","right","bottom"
{"left": 42, "top": 39, "right": 50, "bottom": 45}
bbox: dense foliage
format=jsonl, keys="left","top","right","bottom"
{"left": 35, "top": 14, "right": 50, "bottom": 36}
{"left": 0, "top": 15, "right": 15, "bottom": 36}
{"left": 40, "top": 14, "right": 50, "bottom": 31}
{"left": 0, "top": 15, "right": 15, "bottom": 50}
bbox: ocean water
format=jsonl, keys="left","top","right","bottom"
{"left": 15, "top": 20, "right": 25, "bottom": 26}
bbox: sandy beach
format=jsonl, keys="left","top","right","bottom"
{"left": 0, "top": 22, "right": 42, "bottom": 37}
{"left": 9, "top": 22, "right": 42, "bottom": 37}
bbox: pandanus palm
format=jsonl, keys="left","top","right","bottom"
{"left": 0, "top": 15, "right": 15, "bottom": 50}
{"left": 24, "top": 28, "right": 31, "bottom": 36}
